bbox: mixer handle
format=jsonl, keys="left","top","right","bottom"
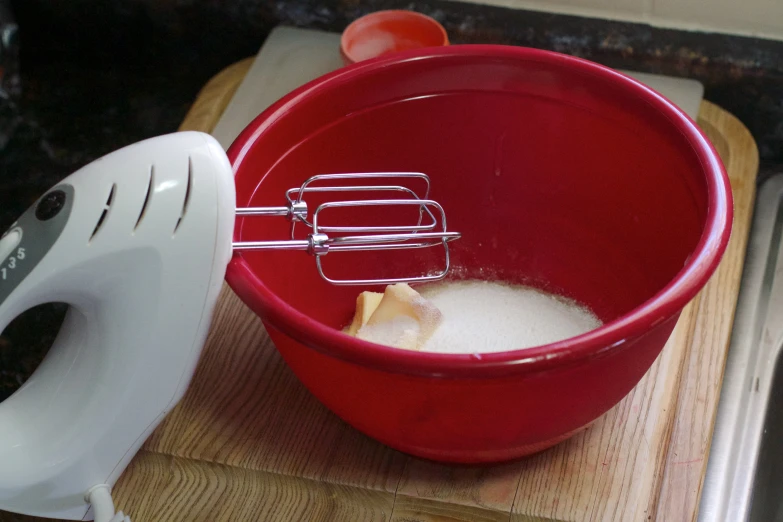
{"left": 0, "top": 132, "right": 235, "bottom": 521}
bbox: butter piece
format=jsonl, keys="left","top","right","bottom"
{"left": 344, "top": 291, "right": 384, "bottom": 336}
{"left": 356, "top": 315, "right": 421, "bottom": 351}
{"left": 354, "top": 283, "right": 443, "bottom": 351}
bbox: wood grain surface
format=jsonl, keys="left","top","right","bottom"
{"left": 0, "top": 57, "right": 759, "bottom": 522}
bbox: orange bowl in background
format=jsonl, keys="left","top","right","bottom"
{"left": 340, "top": 10, "right": 449, "bottom": 65}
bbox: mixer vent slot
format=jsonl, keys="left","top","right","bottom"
{"left": 174, "top": 156, "right": 193, "bottom": 234}
{"left": 89, "top": 183, "right": 116, "bottom": 242}
{"left": 135, "top": 165, "right": 154, "bottom": 231}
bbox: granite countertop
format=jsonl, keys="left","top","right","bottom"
{"left": 1, "top": 0, "right": 782, "bottom": 401}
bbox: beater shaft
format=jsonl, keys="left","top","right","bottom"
{"left": 231, "top": 172, "right": 460, "bottom": 285}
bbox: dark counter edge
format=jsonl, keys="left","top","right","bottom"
{"left": 0, "top": 0, "right": 781, "bottom": 401}
{"left": 12, "top": 0, "right": 783, "bottom": 165}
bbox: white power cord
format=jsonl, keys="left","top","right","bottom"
{"left": 86, "top": 484, "right": 131, "bottom": 522}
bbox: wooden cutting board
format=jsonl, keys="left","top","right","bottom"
{"left": 2, "top": 56, "right": 759, "bottom": 522}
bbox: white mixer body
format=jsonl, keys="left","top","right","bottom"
{"left": 0, "top": 132, "right": 235, "bottom": 519}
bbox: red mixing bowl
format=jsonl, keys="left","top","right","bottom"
{"left": 225, "top": 45, "right": 732, "bottom": 463}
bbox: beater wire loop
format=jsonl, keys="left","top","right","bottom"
{"left": 232, "top": 172, "right": 460, "bottom": 285}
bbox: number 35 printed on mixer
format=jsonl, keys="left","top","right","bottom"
{"left": 1, "top": 247, "right": 26, "bottom": 280}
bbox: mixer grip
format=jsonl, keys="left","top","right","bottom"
{"left": 0, "top": 131, "right": 236, "bottom": 520}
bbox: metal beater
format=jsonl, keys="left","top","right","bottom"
{"left": 232, "top": 172, "right": 461, "bottom": 285}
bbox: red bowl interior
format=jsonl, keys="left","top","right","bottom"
{"left": 226, "top": 44, "right": 732, "bottom": 379}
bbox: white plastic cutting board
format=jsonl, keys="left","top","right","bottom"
{"left": 211, "top": 25, "right": 704, "bottom": 149}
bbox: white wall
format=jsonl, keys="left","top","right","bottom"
{"left": 450, "top": 0, "right": 783, "bottom": 41}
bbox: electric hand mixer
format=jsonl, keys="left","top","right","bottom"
{"left": 0, "top": 131, "right": 459, "bottom": 521}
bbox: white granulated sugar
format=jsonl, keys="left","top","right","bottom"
{"left": 418, "top": 280, "right": 602, "bottom": 354}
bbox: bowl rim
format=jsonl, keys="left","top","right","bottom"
{"left": 225, "top": 44, "right": 733, "bottom": 379}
